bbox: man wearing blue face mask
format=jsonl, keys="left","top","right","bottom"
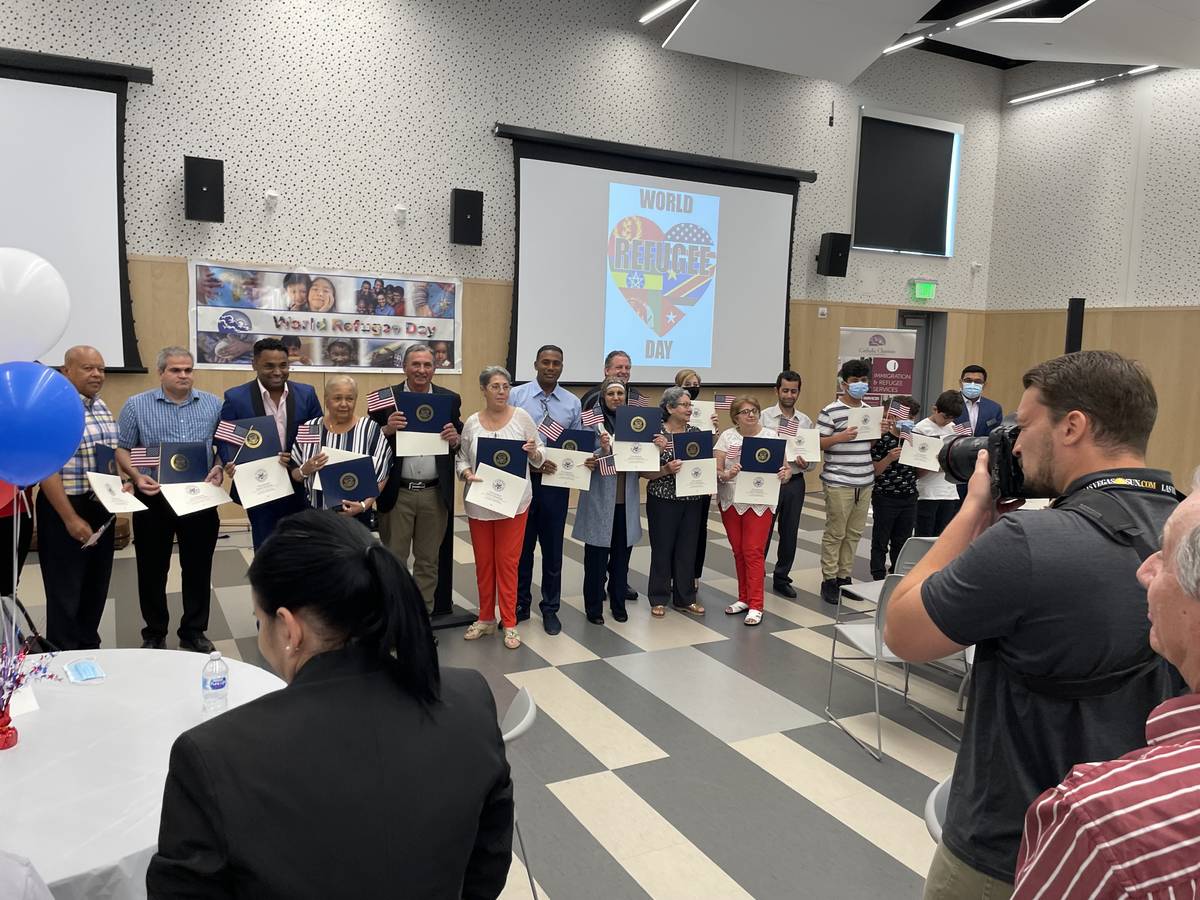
{"left": 817, "top": 358, "right": 877, "bottom": 604}
{"left": 956, "top": 365, "right": 1004, "bottom": 502}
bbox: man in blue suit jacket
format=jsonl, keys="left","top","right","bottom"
{"left": 218, "top": 338, "right": 323, "bottom": 549}
{"left": 954, "top": 364, "right": 1004, "bottom": 500}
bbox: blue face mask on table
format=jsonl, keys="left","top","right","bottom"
{"left": 846, "top": 382, "right": 869, "bottom": 400}
{"left": 961, "top": 382, "right": 983, "bottom": 400}
{"left": 64, "top": 659, "right": 106, "bottom": 683}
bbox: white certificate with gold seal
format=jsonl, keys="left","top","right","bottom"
{"left": 846, "top": 405, "right": 884, "bottom": 441}
{"left": 159, "top": 481, "right": 232, "bottom": 516}
{"left": 233, "top": 457, "right": 294, "bottom": 509}
{"left": 899, "top": 434, "right": 942, "bottom": 471}
{"left": 86, "top": 472, "right": 148, "bottom": 513}
{"left": 466, "top": 462, "right": 525, "bottom": 518}
{"left": 674, "top": 458, "right": 716, "bottom": 498}
{"left": 540, "top": 448, "right": 593, "bottom": 491}
{"left": 612, "top": 440, "right": 659, "bottom": 472}
{"left": 732, "top": 471, "right": 781, "bottom": 507}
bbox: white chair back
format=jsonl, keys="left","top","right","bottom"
{"left": 501, "top": 687, "right": 537, "bottom": 744}
{"left": 894, "top": 537, "right": 936, "bottom": 575}
{"left": 873, "top": 574, "right": 907, "bottom": 647}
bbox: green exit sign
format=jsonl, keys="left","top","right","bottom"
{"left": 908, "top": 279, "right": 937, "bottom": 305}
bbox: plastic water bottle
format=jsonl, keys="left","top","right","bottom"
{"left": 201, "top": 651, "right": 229, "bottom": 713}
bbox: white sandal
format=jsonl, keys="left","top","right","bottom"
{"left": 503, "top": 628, "right": 522, "bottom": 649}
{"left": 464, "top": 621, "right": 497, "bottom": 640}
{"left": 725, "top": 601, "right": 750, "bottom": 615}
{"left": 744, "top": 609, "right": 763, "bottom": 626}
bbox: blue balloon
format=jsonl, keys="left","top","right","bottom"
{"left": 0, "top": 362, "right": 85, "bottom": 486}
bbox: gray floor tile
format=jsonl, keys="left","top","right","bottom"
{"left": 209, "top": 548, "right": 251, "bottom": 588}
{"left": 605, "top": 646, "right": 822, "bottom": 743}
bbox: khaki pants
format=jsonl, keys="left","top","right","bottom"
{"left": 820, "top": 484, "right": 873, "bottom": 580}
{"left": 924, "top": 842, "right": 1013, "bottom": 900}
{"left": 379, "top": 486, "right": 447, "bottom": 614}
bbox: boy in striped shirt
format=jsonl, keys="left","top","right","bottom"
{"left": 816, "top": 358, "right": 875, "bottom": 604}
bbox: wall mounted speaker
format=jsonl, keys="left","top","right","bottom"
{"left": 816, "top": 232, "right": 850, "bottom": 277}
{"left": 184, "top": 156, "right": 224, "bottom": 222}
{"left": 450, "top": 188, "right": 483, "bottom": 245}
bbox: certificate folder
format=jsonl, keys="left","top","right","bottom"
{"left": 551, "top": 429, "right": 597, "bottom": 454}
{"left": 739, "top": 436, "right": 785, "bottom": 473}
{"left": 158, "top": 443, "right": 211, "bottom": 484}
{"left": 615, "top": 405, "right": 657, "bottom": 443}
{"left": 393, "top": 391, "right": 453, "bottom": 433}
{"left": 475, "top": 437, "right": 527, "bottom": 478}
{"left": 231, "top": 415, "right": 282, "bottom": 461}
{"left": 320, "top": 456, "right": 380, "bottom": 508}
{"left": 672, "top": 431, "right": 713, "bottom": 462}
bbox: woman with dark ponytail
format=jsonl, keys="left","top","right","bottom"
{"left": 149, "top": 509, "right": 514, "bottom": 899}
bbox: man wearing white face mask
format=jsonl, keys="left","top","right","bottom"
{"left": 817, "top": 358, "right": 877, "bottom": 605}
{"left": 956, "top": 365, "right": 1004, "bottom": 503}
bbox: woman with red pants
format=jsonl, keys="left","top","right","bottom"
{"left": 456, "top": 366, "right": 544, "bottom": 649}
{"left": 715, "top": 396, "right": 791, "bottom": 626}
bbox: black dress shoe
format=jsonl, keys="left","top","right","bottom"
{"left": 773, "top": 581, "right": 798, "bottom": 599}
{"left": 542, "top": 611, "right": 562, "bottom": 635}
{"left": 611, "top": 609, "right": 628, "bottom": 623}
{"left": 516, "top": 607, "right": 531, "bottom": 623}
{"left": 141, "top": 637, "right": 166, "bottom": 650}
{"left": 179, "top": 635, "right": 215, "bottom": 654}
{"left": 820, "top": 579, "right": 840, "bottom": 605}
{"left": 837, "top": 577, "right": 852, "bottom": 587}
{"left": 625, "top": 586, "right": 638, "bottom": 602}
{"left": 587, "top": 615, "right": 605, "bottom": 625}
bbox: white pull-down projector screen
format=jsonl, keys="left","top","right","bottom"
{"left": 0, "top": 74, "right": 136, "bottom": 368}
{"left": 510, "top": 140, "right": 802, "bottom": 386}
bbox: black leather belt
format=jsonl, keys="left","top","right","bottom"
{"left": 403, "top": 479, "right": 439, "bottom": 491}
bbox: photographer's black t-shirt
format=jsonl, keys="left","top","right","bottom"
{"left": 921, "top": 468, "right": 1178, "bottom": 883}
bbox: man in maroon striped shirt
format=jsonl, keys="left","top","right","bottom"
{"left": 1013, "top": 477, "right": 1200, "bottom": 899}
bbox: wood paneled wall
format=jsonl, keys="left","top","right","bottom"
{"left": 105, "top": 260, "right": 1199, "bottom": 517}
{"left": 983, "top": 307, "right": 1200, "bottom": 486}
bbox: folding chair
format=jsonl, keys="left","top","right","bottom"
{"left": 500, "top": 688, "right": 539, "bottom": 900}
{"left": 839, "top": 536, "right": 937, "bottom": 610}
{"left": 825, "top": 573, "right": 965, "bottom": 760}
{"left": 924, "top": 776, "right": 953, "bottom": 844}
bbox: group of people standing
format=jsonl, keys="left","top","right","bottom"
{"left": 17, "top": 335, "right": 1004, "bottom": 657}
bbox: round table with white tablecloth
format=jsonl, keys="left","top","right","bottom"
{"left": 0, "top": 649, "right": 284, "bottom": 900}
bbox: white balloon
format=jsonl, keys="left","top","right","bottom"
{"left": 0, "top": 248, "right": 72, "bottom": 363}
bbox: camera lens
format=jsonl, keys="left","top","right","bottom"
{"left": 939, "top": 435, "right": 989, "bottom": 485}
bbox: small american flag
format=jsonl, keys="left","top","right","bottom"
{"left": 597, "top": 455, "right": 617, "bottom": 476}
{"left": 953, "top": 422, "right": 973, "bottom": 437}
{"left": 725, "top": 444, "right": 742, "bottom": 468}
{"left": 898, "top": 430, "right": 913, "bottom": 443}
{"left": 889, "top": 400, "right": 911, "bottom": 420}
{"left": 128, "top": 447, "right": 159, "bottom": 468}
{"left": 295, "top": 424, "right": 321, "bottom": 445}
{"left": 538, "top": 414, "right": 564, "bottom": 444}
{"left": 214, "top": 420, "right": 249, "bottom": 446}
{"left": 628, "top": 393, "right": 651, "bottom": 407}
{"left": 714, "top": 394, "right": 735, "bottom": 411}
{"left": 366, "top": 387, "right": 396, "bottom": 413}
{"left": 776, "top": 417, "right": 798, "bottom": 437}
{"left": 581, "top": 406, "right": 604, "bottom": 428}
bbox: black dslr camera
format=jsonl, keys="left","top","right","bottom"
{"left": 938, "top": 419, "right": 1050, "bottom": 500}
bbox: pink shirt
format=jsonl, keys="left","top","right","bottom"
{"left": 259, "top": 381, "right": 288, "bottom": 449}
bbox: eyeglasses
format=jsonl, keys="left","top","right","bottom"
{"left": 486, "top": 383, "right": 509, "bottom": 392}
{"left": 734, "top": 408, "right": 759, "bottom": 417}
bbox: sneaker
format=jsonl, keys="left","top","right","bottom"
{"left": 542, "top": 611, "right": 562, "bottom": 635}
{"left": 464, "top": 621, "right": 497, "bottom": 641}
{"left": 625, "top": 586, "right": 639, "bottom": 602}
{"left": 503, "top": 628, "right": 522, "bottom": 650}
{"left": 820, "top": 579, "right": 840, "bottom": 605}
{"left": 837, "top": 577, "right": 852, "bottom": 587}
{"left": 772, "top": 581, "right": 797, "bottom": 599}
{"left": 179, "top": 635, "right": 215, "bottom": 653}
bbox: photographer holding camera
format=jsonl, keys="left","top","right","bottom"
{"left": 883, "top": 351, "right": 1181, "bottom": 899}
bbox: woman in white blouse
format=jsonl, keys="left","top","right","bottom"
{"left": 455, "top": 366, "right": 544, "bottom": 650}
{"left": 714, "top": 395, "right": 791, "bottom": 626}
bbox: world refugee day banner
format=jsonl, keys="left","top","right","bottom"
{"left": 188, "top": 259, "right": 462, "bottom": 374}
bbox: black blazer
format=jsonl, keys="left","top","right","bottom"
{"left": 148, "top": 649, "right": 512, "bottom": 899}
{"left": 373, "top": 381, "right": 463, "bottom": 514}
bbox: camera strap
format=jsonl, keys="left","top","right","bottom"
{"left": 981, "top": 482, "right": 1179, "bottom": 700}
